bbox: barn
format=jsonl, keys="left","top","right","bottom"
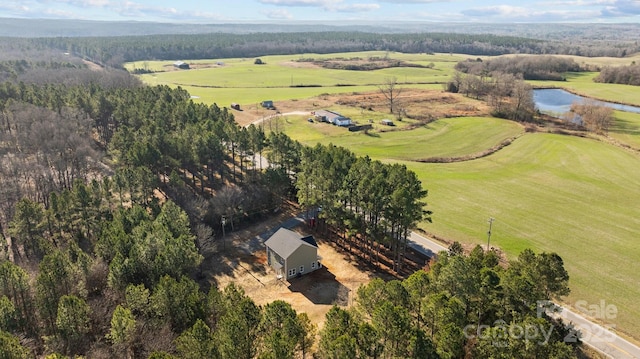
{"left": 173, "top": 61, "right": 190, "bottom": 69}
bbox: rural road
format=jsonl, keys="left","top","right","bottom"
{"left": 408, "top": 230, "right": 640, "bottom": 359}
{"left": 408, "top": 230, "right": 448, "bottom": 258}
{"left": 548, "top": 305, "right": 640, "bottom": 359}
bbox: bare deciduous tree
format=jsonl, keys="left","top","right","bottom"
{"left": 210, "top": 186, "right": 244, "bottom": 232}
{"left": 510, "top": 80, "right": 536, "bottom": 122}
{"left": 378, "top": 77, "right": 403, "bottom": 114}
{"left": 570, "top": 101, "right": 614, "bottom": 134}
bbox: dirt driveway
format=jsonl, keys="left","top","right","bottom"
{"left": 201, "top": 209, "right": 377, "bottom": 328}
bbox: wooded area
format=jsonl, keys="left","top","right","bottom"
{"left": 1, "top": 28, "right": 637, "bottom": 70}
{"left": 0, "top": 34, "right": 585, "bottom": 358}
{"left": 454, "top": 56, "right": 584, "bottom": 81}
{"left": 595, "top": 63, "right": 640, "bottom": 86}
{"left": 319, "top": 247, "right": 575, "bottom": 358}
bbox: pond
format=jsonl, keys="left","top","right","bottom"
{"left": 533, "top": 89, "right": 640, "bottom": 116}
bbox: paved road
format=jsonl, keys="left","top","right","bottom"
{"left": 549, "top": 305, "right": 640, "bottom": 359}
{"left": 407, "top": 230, "right": 640, "bottom": 359}
{"left": 408, "top": 230, "right": 448, "bottom": 258}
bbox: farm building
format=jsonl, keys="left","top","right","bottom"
{"left": 314, "top": 110, "right": 353, "bottom": 127}
{"left": 261, "top": 100, "right": 274, "bottom": 109}
{"left": 348, "top": 124, "right": 373, "bottom": 132}
{"left": 265, "top": 228, "right": 322, "bottom": 279}
{"left": 173, "top": 61, "right": 190, "bottom": 69}
{"left": 381, "top": 119, "right": 395, "bottom": 126}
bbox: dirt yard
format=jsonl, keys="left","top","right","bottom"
{"left": 200, "top": 206, "right": 382, "bottom": 328}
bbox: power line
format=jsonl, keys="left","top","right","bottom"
{"left": 487, "top": 217, "right": 495, "bottom": 251}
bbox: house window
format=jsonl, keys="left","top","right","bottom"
{"left": 300, "top": 265, "right": 304, "bottom": 273}
{"left": 311, "top": 262, "right": 316, "bottom": 269}
{"left": 288, "top": 268, "right": 296, "bottom": 277}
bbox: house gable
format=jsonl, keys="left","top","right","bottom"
{"left": 265, "top": 227, "right": 320, "bottom": 278}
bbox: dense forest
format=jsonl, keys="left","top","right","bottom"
{"left": 1, "top": 28, "right": 637, "bottom": 70}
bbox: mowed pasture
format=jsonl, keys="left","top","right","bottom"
{"left": 610, "top": 110, "right": 640, "bottom": 149}
{"left": 273, "top": 111, "right": 640, "bottom": 337}
{"left": 404, "top": 133, "right": 640, "bottom": 338}
{"left": 129, "top": 51, "right": 640, "bottom": 340}
{"left": 127, "top": 51, "right": 466, "bottom": 105}
{"left": 278, "top": 116, "right": 524, "bottom": 161}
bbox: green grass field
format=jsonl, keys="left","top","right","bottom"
{"left": 276, "top": 116, "right": 523, "bottom": 161}
{"left": 128, "top": 51, "right": 640, "bottom": 339}
{"left": 275, "top": 114, "right": 640, "bottom": 336}
{"left": 404, "top": 133, "right": 640, "bottom": 337}
{"left": 610, "top": 110, "right": 640, "bottom": 149}
{"left": 128, "top": 52, "right": 465, "bottom": 106}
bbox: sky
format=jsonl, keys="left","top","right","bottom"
{"left": 1, "top": 0, "right": 639, "bottom": 24}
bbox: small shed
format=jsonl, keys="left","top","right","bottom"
{"left": 348, "top": 124, "right": 373, "bottom": 132}
{"left": 381, "top": 119, "right": 395, "bottom": 126}
{"left": 261, "top": 100, "right": 274, "bottom": 108}
{"left": 265, "top": 228, "right": 321, "bottom": 279}
{"left": 173, "top": 61, "right": 190, "bottom": 69}
{"left": 230, "top": 103, "right": 241, "bottom": 110}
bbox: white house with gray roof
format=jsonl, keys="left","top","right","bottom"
{"left": 265, "top": 227, "right": 321, "bottom": 279}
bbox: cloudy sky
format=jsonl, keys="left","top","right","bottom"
{"left": 1, "top": 0, "right": 639, "bottom": 23}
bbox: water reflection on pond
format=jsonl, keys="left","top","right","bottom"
{"left": 533, "top": 89, "right": 640, "bottom": 116}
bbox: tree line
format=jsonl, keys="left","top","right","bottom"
{"left": 0, "top": 154, "right": 314, "bottom": 357}
{"left": 1, "top": 180, "right": 578, "bottom": 358}
{"left": 296, "top": 144, "right": 429, "bottom": 273}
{"left": 27, "top": 32, "right": 550, "bottom": 67}
{"left": 447, "top": 71, "right": 537, "bottom": 123}
{"left": 454, "top": 56, "right": 584, "bottom": 81}
{"left": 317, "top": 245, "right": 577, "bottom": 358}
{"left": 595, "top": 63, "right": 640, "bottom": 86}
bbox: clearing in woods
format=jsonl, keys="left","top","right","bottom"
{"left": 199, "top": 204, "right": 421, "bottom": 329}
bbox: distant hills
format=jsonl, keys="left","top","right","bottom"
{"left": 1, "top": 17, "right": 640, "bottom": 42}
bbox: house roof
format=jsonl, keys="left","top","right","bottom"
{"left": 314, "top": 110, "right": 343, "bottom": 120}
{"left": 265, "top": 228, "right": 317, "bottom": 259}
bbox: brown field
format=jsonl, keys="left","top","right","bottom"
{"left": 232, "top": 88, "right": 491, "bottom": 127}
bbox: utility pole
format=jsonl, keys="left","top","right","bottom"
{"left": 221, "top": 215, "right": 227, "bottom": 251}
{"left": 487, "top": 217, "right": 495, "bottom": 251}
